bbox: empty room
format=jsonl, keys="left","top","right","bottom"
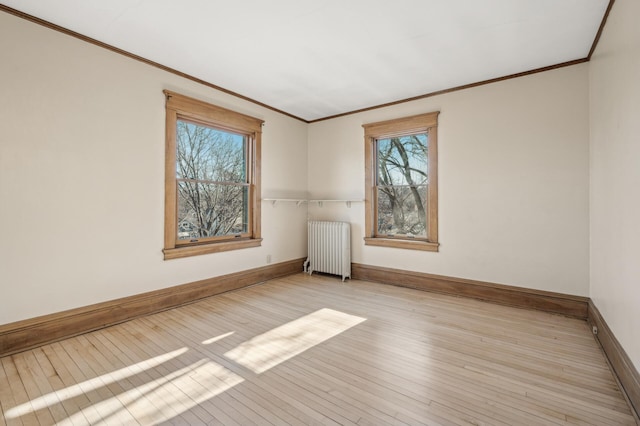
{"left": 0, "top": 0, "right": 638, "bottom": 425}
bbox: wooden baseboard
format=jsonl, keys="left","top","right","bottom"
{"left": 351, "top": 263, "right": 589, "bottom": 319}
{"left": 0, "top": 257, "right": 304, "bottom": 357}
{"left": 588, "top": 300, "right": 640, "bottom": 421}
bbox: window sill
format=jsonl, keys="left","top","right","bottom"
{"left": 163, "top": 238, "right": 263, "bottom": 260}
{"left": 364, "top": 237, "right": 439, "bottom": 252}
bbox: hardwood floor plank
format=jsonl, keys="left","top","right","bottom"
{"left": 109, "top": 320, "right": 258, "bottom": 426}
{"left": 48, "top": 341, "right": 111, "bottom": 424}
{"left": 16, "top": 351, "right": 68, "bottom": 423}
{"left": 56, "top": 339, "right": 138, "bottom": 425}
{"left": 132, "top": 312, "right": 340, "bottom": 426}
{"left": 88, "top": 331, "right": 223, "bottom": 426}
{"left": 8, "top": 355, "right": 52, "bottom": 425}
{"left": 96, "top": 325, "right": 226, "bottom": 425}
{"left": 1, "top": 357, "right": 40, "bottom": 426}
{"left": 155, "top": 305, "right": 367, "bottom": 426}
{"left": 186, "top": 301, "right": 437, "bottom": 425}
{"left": 194, "top": 284, "right": 584, "bottom": 424}
{"left": 34, "top": 345, "right": 94, "bottom": 425}
{"left": 1, "top": 274, "right": 636, "bottom": 425}
{"left": 156, "top": 292, "right": 500, "bottom": 424}
{"left": 30, "top": 348, "right": 90, "bottom": 426}
{"left": 75, "top": 333, "right": 195, "bottom": 425}
{"left": 0, "top": 357, "right": 21, "bottom": 426}
{"left": 38, "top": 344, "right": 98, "bottom": 426}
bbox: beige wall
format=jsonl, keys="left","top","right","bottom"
{"left": 589, "top": 0, "right": 640, "bottom": 370}
{"left": 0, "top": 13, "right": 308, "bottom": 324}
{"left": 308, "top": 65, "right": 591, "bottom": 296}
{"left": 0, "top": 8, "right": 601, "bottom": 331}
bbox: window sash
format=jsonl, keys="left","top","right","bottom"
{"left": 163, "top": 90, "right": 263, "bottom": 259}
{"left": 374, "top": 184, "right": 429, "bottom": 239}
{"left": 362, "top": 112, "right": 439, "bottom": 251}
{"left": 174, "top": 119, "right": 252, "bottom": 243}
{"left": 176, "top": 181, "right": 250, "bottom": 245}
{"left": 375, "top": 134, "right": 429, "bottom": 187}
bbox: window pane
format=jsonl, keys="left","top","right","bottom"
{"left": 377, "top": 185, "right": 428, "bottom": 237}
{"left": 176, "top": 120, "right": 246, "bottom": 183}
{"left": 177, "top": 181, "right": 248, "bottom": 240}
{"left": 377, "top": 134, "right": 428, "bottom": 186}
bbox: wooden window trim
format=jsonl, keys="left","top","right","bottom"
{"left": 163, "top": 90, "right": 263, "bottom": 259}
{"left": 363, "top": 112, "right": 439, "bottom": 252}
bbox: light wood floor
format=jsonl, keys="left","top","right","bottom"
{"left": 0, "top": 273, "right": 636, "bottom": 425}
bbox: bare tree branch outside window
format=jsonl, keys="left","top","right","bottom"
{"left": 376, "top": 133, "right": 429, "bottom": 237}
{"left": 176, "top": 120, "right": 248, "bottom": 240}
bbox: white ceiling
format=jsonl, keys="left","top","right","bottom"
{"left": 3, "top": 0, "right": 609, "bottom": 121}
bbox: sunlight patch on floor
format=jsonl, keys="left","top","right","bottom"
{"left": 59, "top": 359, "right": 243, "bottom": 425}
{"left": 5, "top": 309, "right": 366, "bottom": 423}
{"left": 201, "top": 331, "right": 234, "bottom": 345}
{"left": 5, "top": 347, "right": 188, "bottom": 420}
{"left": 224, "top": 308, "right": 366, "bottom": 374}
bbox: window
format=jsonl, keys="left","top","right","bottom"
{"left": 363, "top": 112, "right": 439, "bottom": 251}
{"left": 163, "top": 90, "right": 263, "bottom": 259}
